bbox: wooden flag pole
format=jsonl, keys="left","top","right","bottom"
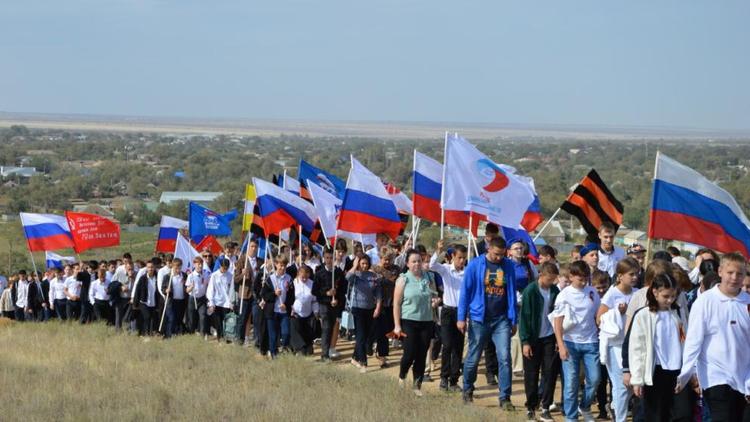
{"left": 644, "top": 151, "right": 661, "bottom": 268}
{"left": 467, "top": 213, "right": 473, "bottom": 259}
{"left": 532, "top": 207, "right": 562, "bottom": 242}
{"left": 158, "top": 272, "right": 173, "bottom": 334}
{"left": 239, "top": 230, "right": 251, "bottom": 313}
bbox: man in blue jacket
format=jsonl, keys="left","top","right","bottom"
{"left": 458, "top": 236, "right": 518, "bottom": 411}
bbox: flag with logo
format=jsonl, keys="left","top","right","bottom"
{"left": 441, "top": 133, "right": 535, "bottom": 229}
{"left": 188, "top": 202, "right": 236, "bottom": 240}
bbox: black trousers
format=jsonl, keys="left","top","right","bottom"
{"left": 188, "top": 296, "right": 208, "bottom": 335}
{"left": 399, "top": 319, "right": 433, "bottom": 385}
{"left": 211, "top": 306, "right": 228, "bottom": 340}
{"left": 440, "top": 306, "right": 464, "bottom": 384}
{"left": 66, "top": 300, "right": 80, "bottom": 321}
{"left": 522, "top": 335, "right": 560, "bottom": 411}
{"left": 113, "top": 299, "right": 128, "bottom": 331}
{"left": 170, "top": 298, "right": 187, "bottom": 335}
{"left": 290, "top": 314, "right": 316, "bottom": 355}
{"left": 79, "top": 301, "right": 93, "bottom": 324}
{"left": 53, "top": 299, "right": 67, "bottom": 320}
{"left": 235, "top": 298, "right": 252, "bottom": 342}
{"left": 319, "top": 304, "right": 338, "bottom": 358}
{"left": 643, "top": 365, "right": 679, "bottom": 422}
{"left": 703, "top": 384, "right": 750, "bottom": 422}
{"left": 137, "top": 306, "right": 155, "bottom": 336}
{"left": 430, "top": 321, "right": 442, "bottom": 362}
{"left": 351, "top": 307, "right": 375, "bottom": 365}
{"left": 369, "top": 306, "right": 394, "bottom": 358}
{"left": 93, "top": 299, "right": 112, "bottom": 324}
{"left": 251, "top": 301, "right": 267, "bottom": 352}
{"left": 597, "top": 363, "right": 610, "bottom": 414}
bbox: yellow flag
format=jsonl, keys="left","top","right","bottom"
{"left": 242, "top": 184, "right": 256, "bottom": 231}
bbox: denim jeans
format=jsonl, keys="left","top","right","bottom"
{"left": 562, "top": 341, "right": 601, "bottom": 421}
{"left": 462, "top": 315, "right": 513, "bottom": 401}
{"left": 266, "top": 312, "right": 290, "bottom": 356}
{"left": 605, "top": 345, "right": 631, "bottom": 422}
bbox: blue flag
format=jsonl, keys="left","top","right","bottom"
{"left": 188, "top": 202, "right": 236, "bottom": 239}
{"left": 299, "top": 160, "right": 346, "bottom": 200}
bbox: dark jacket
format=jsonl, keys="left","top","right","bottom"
{"left": 27, "top": 281, "right": 46, "bottom": 310}
{"left": 260, "top": 274, "right": 294, "bottom": 318}
{"left": 312, "top": 265, "right": 346, "bottom": 309}
{"left": 78, "top": 271, "right": 92, "bottom": 302}
{"left": 133, "top": 273, "right": 156, "bottom": 308}
{"left": 233, "top": 267, "right": 254, "bottom": 300}
{"left": 518, "top": 282, "right": 560, "bottom": 345}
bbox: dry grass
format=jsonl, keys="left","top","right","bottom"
{"left": 0, "top": 319, "right": 508, "bottom": 422}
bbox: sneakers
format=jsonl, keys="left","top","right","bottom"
{"left": 539, "top": 409, "right": 554, "bottom": 422}
{"left": 350, "top": 358, "right": 362, "bottom": 369}
{"left": 579, "top": 407, "right": 595, "bottom": 422}
{"left": 329, "top": 349, "right": 341, "bottom": 358}
{"left": 439, "top": 378, "right": 449, "bottom": 392}
{"left": 359, "top": 366, "right": 367, "bottom": 374}
{"left": 317, "top": 356, "right": 330, "bottom": 363}
{"left": 398, "top": 378, "right": 405, "bottom": 389}
{"left": 422, "top": 374, "right": 433, "bottom": 383}
{"left": 525, "top": 410, "right": 535, "bottom": 421}
{"left": 549, "top": 403, "right": 561, "bottom": 413}
{"left": 499, "top": 400, "right": 516, "bottom": 411}
{"left": 412, "top": 388, "right": 423, "bottom": 397}
{"left": 462, "top": 390, "right": 474, "bottom": 404}
{"left": 596, "top": 410, "right": 609, "bottom": 420}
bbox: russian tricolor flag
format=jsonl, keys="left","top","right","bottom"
{"left": 20, "top": 213, "right": 75, "bottom": 252}
{"left": 337, "top": 157, "right": 402, "bottom": 240}
{"left": 156, "top": 216, "right": 188, "bottom": 253}
{"left": 412, "top": 151, "right": 479, "bottom": 235}
{"left": 253, "top": 178, "right": 317, "bottom": 236}
{"left": 649, "top": 152, "right": 750, "bottom": 257}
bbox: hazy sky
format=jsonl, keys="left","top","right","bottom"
{"left": 2, "top": 1, "right": 748, "bottom": 130}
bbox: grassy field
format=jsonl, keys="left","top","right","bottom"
{"left": 0, "top": 319, "right": 519, "bottom": 422}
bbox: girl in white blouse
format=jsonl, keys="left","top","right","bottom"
{"left": 290, "top": 265, "right": 318, "bottom": 355}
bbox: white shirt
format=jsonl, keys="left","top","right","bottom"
{"left": 206, "top": 270, "right": 233, "bottom": 308}
{"left": 677, "top": 287, "right": 750, "bottom": 394}
{"left": 64, "top": 276, "right": 81, "bottom": 299}
{"left": 597, "top": 246, "right": 626, "bottom": 277}
{"left": 50, "top": 277, "right": 66, "bottom": 301}
{"left": 157, "top": 266, "right": 171, "bottom": 295}
{"left": 539, "top": 286, "right": 554, "bottom": 338}
{"left": 269, "top": 273, "right": 291, "bottom": 314}
{"left": 654, "top": 310, "right": 682, "bottom": 371}
{"left": 168, "top": 272, "right": 186, "bottom": 300}
{"left": 292, "top": 278, "right": 318, "bottom": 318}
{"left": 15, "top": 280, "right": 29, "bottom": 308}
{"left": 429, "top": 252, "right": 463, "bottom": 308}
{"left": 601, "top": 285, "right": 638, "bottom": 345}
{"left": 304, "top": 258, "right": 320, "bottom": 273}
{"left": 555, "top": 285, "right": 601, "bottom": 343}
{"left": 89, "top": 278, "right": 111, "bottom": 302}
{"left": 143, "top": 275, "right": 157, "bottom": 307}
{"left": 186, "top": 269, "right": 210, "bottom": 298}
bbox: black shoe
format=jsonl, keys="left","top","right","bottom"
{"left": 449, "top": 384, "right": 462, "bottom": 393}
{"left": 525, "top": 410, "right": 535, "bottom": 421}
{"left": 462, "top": 390, "right": 474, "bottom": 404}
{"left": 499, "top": 399, "right": 516, "bottom": 411}
{"left": 596, "top": 410, "right": 609, "bottom": 420}
{"left": 422, "top": 374, "right": 433, "bottom": 382}
{"left": 539, "top": 409, "right": 554, "bottom": 422}
{"left": 486, "top": 374, "right": 498, "bottom": 386}
{"left": 317, "top": 356, "right": 330, "bottom": 363}
{"left": 439, "top": 378, "right": 449, "bottom": 391}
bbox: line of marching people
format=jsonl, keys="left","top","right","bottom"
{"left": 1, "top": 223, "right": 749, "bottom": 421}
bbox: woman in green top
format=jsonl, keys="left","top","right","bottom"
{"left": 393, "top": 248, "right": 440, "bottom": 396}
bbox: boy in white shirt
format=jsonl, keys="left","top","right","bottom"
{"left": 676, "top": 252, "right": 750, "bottom": 421}
{"left": 553, "top": 260, "right": 601, "bottom": 422}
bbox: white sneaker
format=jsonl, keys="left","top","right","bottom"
{"left": 579, "top": 407, "right": 595, "bottom": 422}
{"left": 329, "top": 349, "right": 341, "bottom": 358}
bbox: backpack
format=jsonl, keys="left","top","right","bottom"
{"left": 223, "top": 311, "right": 238, "bottom": 342}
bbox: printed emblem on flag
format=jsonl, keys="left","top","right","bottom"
{"left": 476, "top": 158, "right": 510, "bottom": 193}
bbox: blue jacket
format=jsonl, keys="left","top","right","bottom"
{"left": 458, "top": 254, "right": 517, "bottom": 324}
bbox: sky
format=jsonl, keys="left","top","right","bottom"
{"left": 1, "top": 1, "right": 749, "bottom": 130}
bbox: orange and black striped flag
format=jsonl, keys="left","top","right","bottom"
{"left": 560, "top": 169, "right": 623, "bottom": 238}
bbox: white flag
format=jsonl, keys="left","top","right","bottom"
{"left": 174, "top": 232, "right": 200, "bottom": 272}
{"left": 441, "top": 133, "right": 535, "bottom": 228}
{"left": 307, "top": 180, "right": 341, "bottom": 244}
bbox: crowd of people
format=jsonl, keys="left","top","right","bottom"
{"left": 1, "top": 221, "right": 750, "bottom": 422}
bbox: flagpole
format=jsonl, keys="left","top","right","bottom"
{"left": 644, "top": 151, "right": 661, "bottom": 268}
{"left": 532, "top": 207, "right": 563, "bottom": 242}
{"left": 298, "top": 225, "right": 303, "bottom": 267}
{"left": 28, "top": 250, "right": 40, "bottom": 279}
{"left": 239, "top": 230, "right": 251, "bottom": 314}
{"left": 158, "top": 272, "right": 172, "bottom": 334}
{"left": 467, "top": 213, "right": 473, "bottom": 259}
{"left": 439, "top": 131, "right": 449, "bottom": 241}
